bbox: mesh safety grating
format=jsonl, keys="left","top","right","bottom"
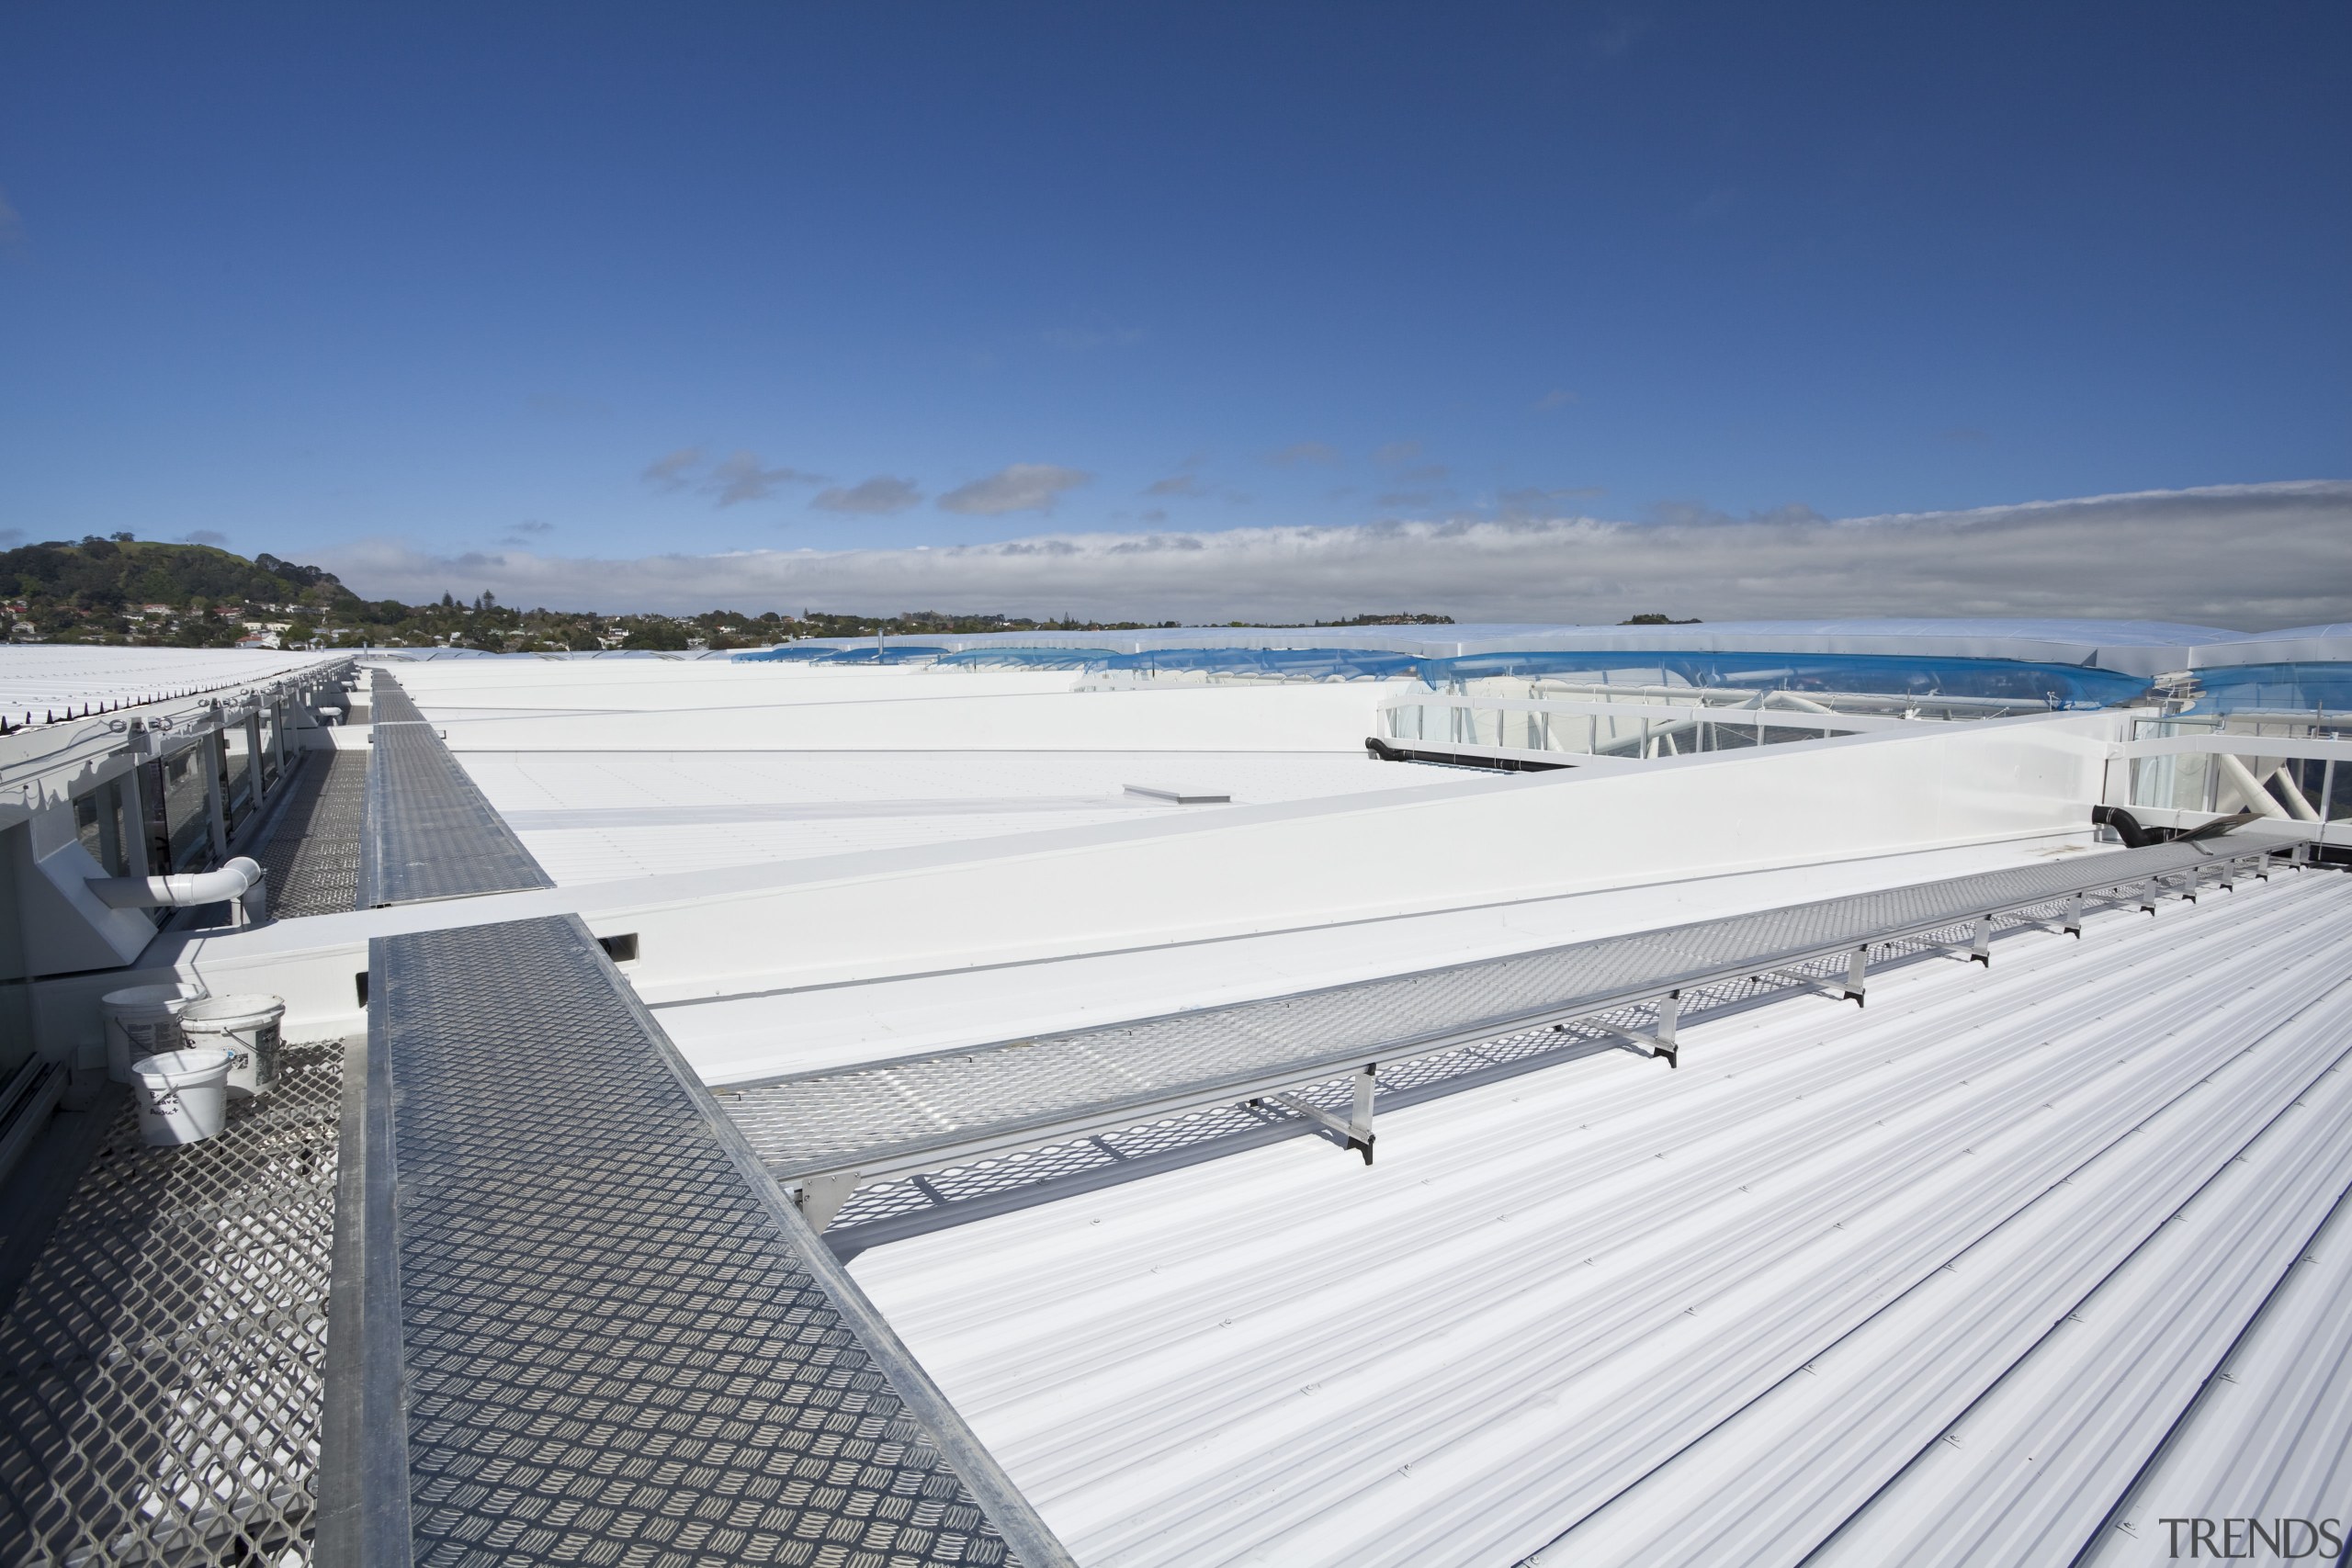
{"left": 721, "top": 839, "right": 2258, "bottom": 1188}
{"left": 813, "top": 904, "right": 2114, "bottom": 1243}
{"left": 338, "top": 915, "right": 1060, "bottom": 1568}
{"left": 253, "top": 750, "right": 368, "bottom": 918}
{"left": 0, "top": 1043, "right": 344, "bottom": 1567}
{"left": 357, "top": 674, "right": 552, "bottom": 907}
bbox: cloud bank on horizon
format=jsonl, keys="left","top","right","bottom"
{"left": 319, "top": 480, "right": 2352, "bottom": 631}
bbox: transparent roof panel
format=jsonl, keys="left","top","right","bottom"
{"left": 933, "top": 647, "right": 1119, "bottom": 670}
{"left": 2176, "top": 660, "right": 2352, "bottom": 716}
{"left": 1088, "top": 647, "right": 1430, "bottom": 681}
{"left": 1422, "top": 650, "right": 2154, "bottom": 708}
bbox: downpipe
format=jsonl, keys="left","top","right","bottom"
{"left": 89, "top": 855, "right": 269, "bottom": 927}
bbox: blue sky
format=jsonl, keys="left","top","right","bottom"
{"left": 1, "top": 3, "right": 2346, "bottom": 621}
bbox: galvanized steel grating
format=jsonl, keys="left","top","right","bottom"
{"left": 357, "top": 673, "right": 552, "bottom": 907}
{"left": 365, "top": 682, "right": 427, "bottom": 728}
{"left": 815, "top": 921, "right": 2041, "bottom": 1241}
{"left": 0, "top": 1043, "right": 343, "bottom": 1568}
{"left": 330, "top": 914, "right": 1062, "bottom": 1567}
{"left": 253, "top": 750, "right": 368, "bottom": 917}
{"left": 721, "top": 840, "right": 2259, "bottom": 1188}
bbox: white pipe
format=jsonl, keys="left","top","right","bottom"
{"left": 2270, "top": 764, "right": 2322, "bottom": 822}
{"left": 2216, "top": 752, "right": 2290, "bottom": 819}
{"left": 90, "top": 856, "right": 267, "bottom": 921}
{"left": 1765, "top": 690, "right": 1837, "bottom": 714}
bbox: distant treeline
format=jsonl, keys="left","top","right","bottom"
{"left": 3, "top": 536, "right": 1690, "bottom": 650}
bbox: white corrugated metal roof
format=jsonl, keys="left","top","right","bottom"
{"left": 0, "top": 645, "right": 344, "bottom": 718}
{"left": 849, "top": 868, "right": 2352, "bottom": 1568}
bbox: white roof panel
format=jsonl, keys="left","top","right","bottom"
{"left": 849, "top": 869, "right": 2352, "bottom": 1568}
{"left": 0, "top": 645, "right": 345, "bottom": 719}
{"left": 457, "top": 749, "right": 1443, "bottom": 886}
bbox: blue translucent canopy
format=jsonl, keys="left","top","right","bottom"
{"left": 1086, "top": 647, "right": 1431, "bottom": 681}
{"left": 811, "top": 645, "right": 950, "bottom": 665}
{"left": 730, "top": 645, "right": 833, "bottom": 662}
{"left": 933, "top": 647, "right": 1120, "bottom": 670}
{"left": 2176, "top": 661, "right": 2352, "bottom": 716}
{"left": 1423, "top": 650, "right": 2154, "bottom": 708}
{"left": 731, "top": 644, "right": 949, "bottom": 665}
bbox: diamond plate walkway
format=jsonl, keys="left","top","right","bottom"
{"left": 357, "top": 672, "right": 553, "bottom": 907}
{"left": 0, "top": 1047, "right": 344, "bottom": 1566}
{"left": 317, "top": 914, "right": 1072, "bottom": 1568}
{"left": 722, "top": 836, "right": 2292, "bottom": 1226}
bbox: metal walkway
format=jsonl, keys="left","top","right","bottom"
{"left": 356, "top": 672, "right": 552, "bottom": 907}
{"left": 720, "top": 837, "right": 2291, "bottom": 1228}
{"left": 0, "top": 1045, "right": 344, "bottom": 1566}
{"left": 318, "top": 914, "right": 1071, "bottom": 1568}
{"left": 253, "top": 749, "right": 369, "bottom": 916}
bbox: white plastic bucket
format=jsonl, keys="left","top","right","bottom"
{"left": 99, "top": 984, "right": 206, "bottom": 1086}
{"left": 178, "top": 994, "right": 286, "bottom": 1100}
{"left": 130, "top": 1047, "right": 234, "bottom": 1145}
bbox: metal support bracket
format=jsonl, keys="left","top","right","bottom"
{"left": 1763, "top": 968, "right": 1866, "bottom": 1007}
{"left": 1934, "top": 915, "right": 1995, "bottom": 965}
{"left": 1769, "top": 952, "right": 1870, "bottom": 1006}
{"left": 1605, "top": 991, "right": 1680, "bottom": 1068}
{"left": 1268, "top": 1063, "right": 1379, "bottom": 1164}
{"left": 2029, "top": 892, "right": 2086, "bottom": 939}
{"left": 795, "top": 1169, "right": 863, "bottom": 1232}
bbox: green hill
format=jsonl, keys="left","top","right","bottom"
{"left": 3, "top": 536, "right": 360, "bottom": 644}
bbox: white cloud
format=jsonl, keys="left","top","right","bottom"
{"left": 640, "top": 447, "right": 703, "bottom": 491}
{"left": 316, "top": 481, "right": 2352, "bottom": 628}
{"left": 812, "top": 477, "right": 922, "bottom": 515}
{"left": 937, "top": 463, "right": 1091, "bottom": 515}
{"left": 640, "top": 447, "right": 823, "bottom": 505}
{"left": 1266, "top": 442, "right": 1340, "bottom": 468}
{"left": 708, "top": 451, "right": 823, "bottom": 506}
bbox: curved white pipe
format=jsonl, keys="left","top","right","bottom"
{"left": 2216, "top": 752, "right": 2290, "bottom": 820}
{"left": 89, "top": 856, "right": 266, "bottom": 911}
{"left": 2269, "top": 764, "right": 2322, "bottom": 823}
{"left": 1764, "top": 690, "right": 1836, "bottom": 714}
